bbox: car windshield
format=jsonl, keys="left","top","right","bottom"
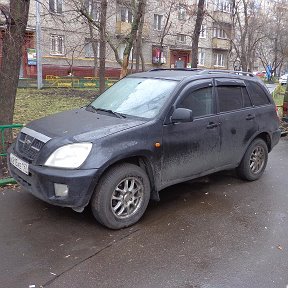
{"left": 90, "top": 77, "right": 178, "bottom": 119}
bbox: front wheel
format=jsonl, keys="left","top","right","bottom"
{"left": 237, "top": 138, "right": 268, "bottom": 181}
{"left": 91, "top": 163, "right": 151, "bottom": 229}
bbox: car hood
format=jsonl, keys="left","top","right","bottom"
{"left": 26, "top": 108, "right": 146, "bottom": 142}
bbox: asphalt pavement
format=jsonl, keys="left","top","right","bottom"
{"left": 1, "top": 138, "right": 288, "bottom": 288}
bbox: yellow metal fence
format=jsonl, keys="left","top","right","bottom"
{"left": 18, "top": 76, "right": 118, "bottom": 89}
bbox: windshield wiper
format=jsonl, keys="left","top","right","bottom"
{"left": 86, "top": 104, "right": 97, "bottom": 113}
{"left": 91, "top": 106, "right": 126, "bottom": 118}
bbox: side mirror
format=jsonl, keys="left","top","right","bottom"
{"left": 170, "top": 108, "right": 193, "bottom": 123}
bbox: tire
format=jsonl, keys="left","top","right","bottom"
{"left": 91, "top": 163, "right": 151, "bottom": 229}
{"left": 237, "top": 138, "right": 268, "bottom": 181}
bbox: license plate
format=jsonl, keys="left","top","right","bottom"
{"left": 10, "top": 153, "right": 29, "bottom": 175}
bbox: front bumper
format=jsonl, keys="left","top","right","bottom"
{"left": 7, "top": 146, "right": 99, "bottom": 210}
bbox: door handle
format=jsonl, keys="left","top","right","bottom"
{"left": 207, "top": 122, "right": 219, "bottom": 129}
{"left": 246, "top": 114, "right": 255, "bottom": 120}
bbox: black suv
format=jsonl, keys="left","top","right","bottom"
{"left": 8, "top": 69, "right": 281, "bottom": 229}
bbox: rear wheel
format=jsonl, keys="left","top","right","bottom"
{"left": 91, "top": 163, "right": 150, "bottom": 229}
{"left": 237, "top": 138, "right": 268, "bottom": 181}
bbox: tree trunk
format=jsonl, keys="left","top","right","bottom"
{"left": 88, "top": 22, "right": 98, "bottom": 77}
{"left": 140, "top": 49, "right": 145, "bottom": 71}
{"left": 240, "top": 54, "right": 248, "bottom": 72}
{"left": 0, "top": 0, "right": 30, "bottom": 126}
{"left": 120, "top": 54, "right": 130, "bottom": 79}
{"left": 191, "top": 0, "right": 205, "bottom": 68}
{"left": 120, "top": 0, "right": 145, "bottom": 78}
{"left": 135, "top": 13, "right": 145, "bottom": 72}
{"left": 99, "top": 0, "right": 107, "bottom": 93}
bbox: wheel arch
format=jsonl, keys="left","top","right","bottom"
{"left": 92, "top": 155, "right": 159, "bottom": 203}
{"left": 254, "top": 132, "right": 272, "bottom": 152}
{"left": 237, "top": 132, "right": 272, "bottom": 167}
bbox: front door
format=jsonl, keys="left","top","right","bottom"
{"left": 161, "top": 80, "right": 221, "bottom": 185}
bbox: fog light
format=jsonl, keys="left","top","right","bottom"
{"left": 54, "top": 183, "right": 69, "bottom": 197}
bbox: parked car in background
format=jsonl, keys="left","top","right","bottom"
{"left": 279, "top": 74, "right": 288, "bottom": 85}
{"left": 253, "top": 71, "right": 266, "bottom": 78}
{"left": 8, "top": 69, "right": 281, "bottom": 229}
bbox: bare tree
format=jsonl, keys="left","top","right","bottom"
{"left": 119, "top": 0, "right": 146, "bottom": 78}
{"left": 63, "top": 39, "right": 85, "bottom": 76}
{"left": 158, "top": 2, "right": 174, "bottom": 54}
{"left": 99, "top": 0, "right": 107, "bottom": 91}
{"left": 88, "top": 21, "right": 99, "bottom": 77}
{"left": 191, "top": 0, "right": 205, "bottom": 68}
{"left": 79, "top": 0, "right": 146, "bottom": 80}
{"left": 0, "top": 0, "right": 30, "bottom": 126}
{"left": 257, "top": 0, "right": 288, "bottom": 76}
{"left": 231, "top": 0, "right": 265, "bottom": 71}
{"left": 134, "top": 9, "right": 145, "bottom": 72}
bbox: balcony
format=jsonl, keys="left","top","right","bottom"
{"left": 212, "top": 10, "right": 232, "bottom": 23}
{"left": 116, "top": 21, "right": 131, "bottom": 36}
{"left": 115, "top": 21, "right": 149, "bottom": 37}
{"left": 212, "top": 38, "right": 230, "bottom": 50}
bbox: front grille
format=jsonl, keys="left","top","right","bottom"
{"left": 17, "top": 132, "right": 45, "bottom": 161}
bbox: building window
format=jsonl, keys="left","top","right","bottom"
{"left": 154, "top": 14, "right": 163, "bottom": 31}
{"left": 121, "top": 7, "right": 133, "bottom": 23}
{"left": 178, "top": 5, "right": 186, "bottom": 20}
{"left": 213, "top": 26, "right": 228, "bottom": 38}
{"left": 215, "top": 0, "right": 232, "bottom": 13}
{"left": 50, "top": 35, "right": 64, "bottom": 55}
{"left": 49, "top": 0, "right": 63, "bottom": 14}
{"left": 177, "top": 34, "right": 186, "bottom": 43}
{"left": 85, "top": 0, "right": 100, "bottom": 22}
{"left": 214, "top": 53, "right": 225, "bottom": 66}
{"left": 198, "top": 49, "right": 205, "bottom": 66}
{"left": 200, "top": 25, "right": 206, "bottom": 38}
{"left": 84, "top": 38, "right": 99, "bottom": 58}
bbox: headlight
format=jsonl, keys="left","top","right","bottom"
{"left": 45, "top": 143, "right": 92, "bottom": 169}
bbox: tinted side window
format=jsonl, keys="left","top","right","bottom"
{"left": 246, "top": 81, "right": 270, "bottom": 106}
{"left": 178, "top": 87, "right": 213, "bottom": 117}
{"left": 242, "top": 87, "right": 252, "bottom": 107}
{"left": 217, "top": 86, "right": 243, "bottom": 112}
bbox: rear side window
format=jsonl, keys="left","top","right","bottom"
{"left": 217, "top": 86, "right": 251, "bottom": 112}
{"left": 246, "top": 81, "right": 270, "bottom": 106}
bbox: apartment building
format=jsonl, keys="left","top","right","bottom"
{"left": 1, "top": 0, "right": 234, "bottom": 78}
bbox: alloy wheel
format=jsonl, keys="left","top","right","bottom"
{"left": 249, "top": 145, "right": 265, "bottom": 174}
{"left": 111, "top": 177, "right": 144, "bottom": 219}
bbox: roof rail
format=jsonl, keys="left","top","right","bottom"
{"left": 149, "top": 68, "right": 202, "bottom": 72}
{"left": 198, "top": 69, "right": 255, "bottom": 77}
{"left": 149, "top": 68, "right": 255, "bottom": 77}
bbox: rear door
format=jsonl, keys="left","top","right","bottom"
{"left": 245, "top": 81, "right": 278, "bottom": 133}
{"left": 215, "top": 78, "right": 258, "bottom": 166}
{"left": 161, "top": 79, "right": 221, "bottom": 185}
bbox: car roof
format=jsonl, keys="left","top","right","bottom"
{"left": 128, "top": 68, "right": 258, "bottom": 82}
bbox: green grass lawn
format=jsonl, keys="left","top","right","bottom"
{"left": 13, "top": 85, "right": 287, "bottom": 124}
{"left": 14, "top": 88, "right": 97, "bottom": 124}
{"left": 272, "top": 84, "right": 285, "bottom": 106}
{"left": 272, "top": 84, "right": 286, "bottom": 117}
